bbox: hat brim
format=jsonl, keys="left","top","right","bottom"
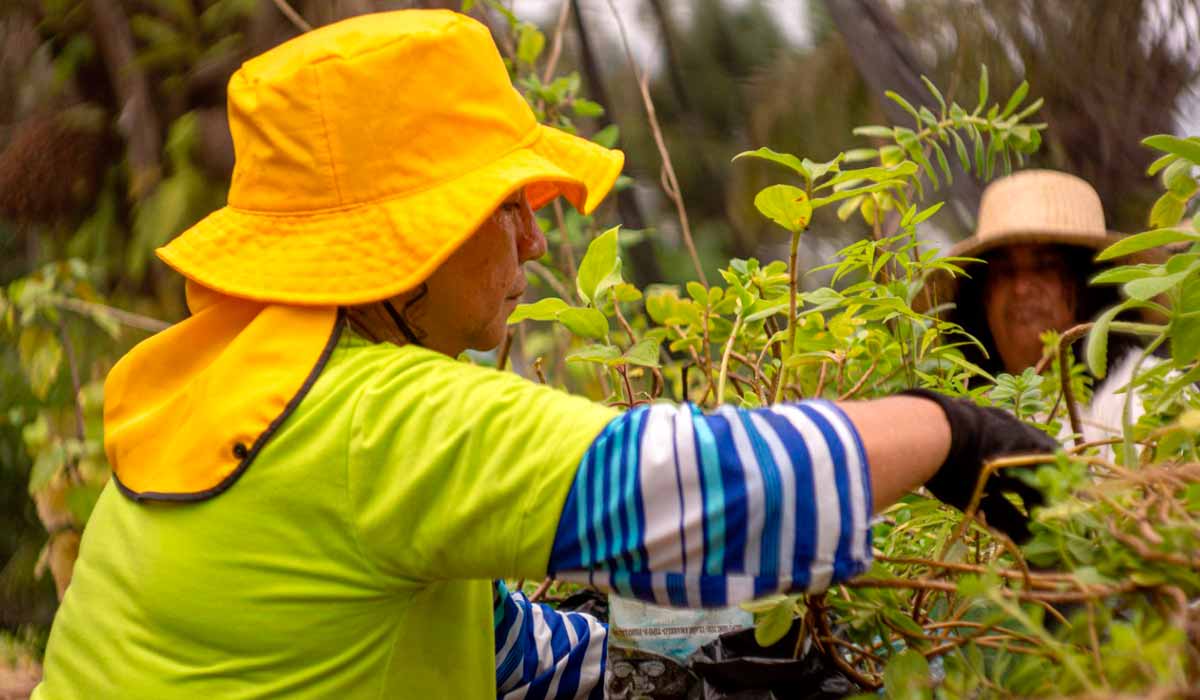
{"left": 913, "top": 229, "right": 1165, "bottom": 314}
{"left": 157, "top": 124, "right": 624, "bottom": 306}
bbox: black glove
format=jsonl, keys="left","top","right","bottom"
{"left": 900, "top": 388, "right": 1057, "bottom": 543}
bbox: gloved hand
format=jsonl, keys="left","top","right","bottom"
{"left": 901, "top": 388, "right": 1057, "bottom": 543}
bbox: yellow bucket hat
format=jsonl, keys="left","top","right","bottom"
{"left": 105, "top": 10, "right": 623, "bottom": 501}
{"left": 158, "top": 9, "right": 624, "bottom": 305}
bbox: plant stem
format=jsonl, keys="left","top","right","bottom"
{"left": 1121, "top": 332, "right": 1166, "bottom": 466}
{"left": 524, "top": 260, "right": 575, "bottom": 302}
{"left": 51, "top": 296, "right": 169, "bottom": 333}
{"left": 716, "top": 315, "right": 742, "bottom": 405}
{"left": 552, "top": 200, "right": 577, "bottom": 281}
{"left": 773, "top": 229, "right": 803, "bottom": 404}
{"left": 603, "top": 0, "right": 706, "bottom": 286}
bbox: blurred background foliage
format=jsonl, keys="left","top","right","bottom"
{"left": 0, "top": 0, "right": 1197, "bottom": 670}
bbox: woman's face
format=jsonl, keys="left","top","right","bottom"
{"left": 983, "top": 244, "right": 1080, "bottom": 373}
{"left": 400, "top": 189, "right": 547, "bottom": 356}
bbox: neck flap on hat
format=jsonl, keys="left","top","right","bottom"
{"left": 103, "top": 281, "right": 341, "bottom": 501}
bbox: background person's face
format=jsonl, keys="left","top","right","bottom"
{"left": 403, "top": 190, "right": 547, "bottom": 356}
{"left": 983, "top": 244, "right": 1080, "bottom": 373}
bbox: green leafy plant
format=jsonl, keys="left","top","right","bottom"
{"left": 506, "top": 69, "right": 1200, "bottom": 696}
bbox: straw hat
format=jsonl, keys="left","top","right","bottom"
{"left": 157, "top": 10, "right": 623, "bottom": 307}
{"left": 918, "top": 170, "right": 1127, "bottom": 312}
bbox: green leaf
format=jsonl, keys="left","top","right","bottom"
{"left": 801, "top": 154, "right": 845, "bottom": 182}
{"left": 1090, "top": 265, "right": 1159, "bottom": 285}
{"left": 753, "top": 185, "right": 812, "bottom": 233}
{"left": 885, "top": 90, "right": 921, "bottom": 124}
{"left": 740, "top": 593, "right": 790, "bottom": 614}
{"left": 1086, "top": 302, "right": 1134, "bottom": 378}
{"left": 18, "top": 326, "right": 63, "bottom": 400}
{"left": 843, "top": 148, "right": 878, "bottom": 163}
{"left": 556, "top": 307, "right": 609, "bottom": 340}
{"left": 883, "top": 650, "right": 932, "bottom": 700}
{"left": 1163, "top": 159, "right": 1198, "bottom": 198}
{"left": 1149, "top": 193, "right": 1187, "bottom": 228}
{"left": 565, "top": 343, "right": 621, "bottom": 364}
{"left": 822, "top": 161, "right": 918, "bottom": 188}
{"left": 1124, "top": 267, "right": 1193, "bottom": 300}
{"left": 931, "top": 141, "right": 952, "bottom": 184}
{"left": 976, "top": 64, "right": 989, "bottom": 113}
{"left": 1147, "top": 153, "right": 1178, "bottom": 177}
{"left": 592, "top": 124, "right": 619, "bottom": 148}
{"left": 910, "top": 202, "right": 944, "bottom": 227}
{"left": 1097, "top": 227, "right": 1199, "bottom": 260}
{"left": 754, "top": 598, "right": 794, "bottom": 647}
{"left": 28, "top": 443, "right": 65, "bottom": 494}
{"left": 66, "top": 482, "right": 102, "bottom": 523}
{"left": 732, "top": 147, "right": 809, "bottom": 178}
{"left": 950, "top": 129, "right": 971, "bottom": 169}
{"left": 644, "top": 285, "right": 681, "bottom": 324}
{"left": 1142, "top": 134, "right": 1200, "bottom": 165}
{"left": 516, "top": 23, "right": 545, "bottom": 65}
{"left": 1000, "top": 80, "right": 1029, "bottom": 118}
{"left": 575, "top": 226, "right": 622, "bottom": 304}
{"left": 571, "top": 98, "right": 604, "bottom": 118}
{"left": 920, "top": 75, "right": 946, "bottom": 115}
{"left": 508, "top": 297, "right": 569, "bottom": 323}
{"left": 852, "top": 125, "right": 893, "bottom": 139}
{"left": 1170, "top": 273, "right": 1200, "bottom": 364}
{"left": 623, "top": 338, "right": 662, "bottom": 367}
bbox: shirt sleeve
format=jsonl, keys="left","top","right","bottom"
{"left": 346, "top": 349, "right": 618, "bottom": 583}
{"left": 493, "top": 580, "right": 607, "bottom": 700}
{"left": 547, "top": 401, "right": 874, "bottom": 607}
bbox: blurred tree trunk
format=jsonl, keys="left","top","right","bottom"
{"left": 980, "top": 0, "right": 1198, "bottom": 231}
{"left": 87, "top": 0, "right": 161, "bottom": 198}
{"left": 824, "top": 0, "right": 982, "bottom": 231}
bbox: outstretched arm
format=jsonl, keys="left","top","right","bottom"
{"left": 546, "top": 393, "right": 1047, "bottom": 608}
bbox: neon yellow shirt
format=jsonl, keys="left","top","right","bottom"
{"left": 34, "top": 332, "right": 616, "bottom": 699}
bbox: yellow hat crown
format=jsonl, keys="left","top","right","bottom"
{"left": 228, "top": 11, "right": 536, "bottom": 213}
{"left": 156, "top": 9, "right": 623, "bottom": 306}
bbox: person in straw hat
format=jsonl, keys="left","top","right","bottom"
{"left": 919, "top": 169, "right": 1157, "bottom": 442}
{"left": 32, "top": 10, "right": 1055, "bottom": 699}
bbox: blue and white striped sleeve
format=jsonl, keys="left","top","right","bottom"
{"left": 494, "top": 580, "right": 608, "bottom": 699}
{"left": 547, "top": 400, "right": 873, "bottom": 607}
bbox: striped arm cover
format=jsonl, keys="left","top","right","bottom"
{"left": 494, "top": 580, "right": 607, "bottom": 699}
{"left": 548, "top": 400, "right": 873, "bottom": 607}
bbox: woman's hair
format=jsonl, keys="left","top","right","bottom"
{"left": 344, "top": 283, "right": 428, "bottom": 346}
{"left": 948, "top": 245, "right": 1137, "bottom": 378}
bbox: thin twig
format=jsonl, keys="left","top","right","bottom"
{"left": 270, "top": 0, "right": 313, "bottom": 32}
{"left": 715, "top": 315, "right": 742, "bottom": 404}
{"left": 552, "top": 200, "right": 578, "bottom": 282}
{"left": 497, "top": 327, "right": 514, "bottom": 371}
{"left": 52, "top": 296, "right": 169, "bottom": 333}
{"left": 525, "top": 260, "right": 574, "bottom": 302}
{"left": 838, "top": 357, "right": 879, "bottom": 400}
{"left": 541, "top": 0, "right": 572, "bottom": 83}
{"left": 1056, "top": 323, "right": 1091, "bottom": 445}
{"left": 602, "top": 0, "right": 706, "bottom": 286}
{"left": 530, "top": 577, "right": 553, "bottom": 602}
{"left": 611, "top": 289, "right": 637, "bottom": 346}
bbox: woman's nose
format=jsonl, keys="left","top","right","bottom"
{"left": 517, "top": 217, "right": 547, "bottom": 263}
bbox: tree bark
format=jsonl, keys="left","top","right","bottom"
{"left": 86, "top": 0, "right": 161, "bottom": 198}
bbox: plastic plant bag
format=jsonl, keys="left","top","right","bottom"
{"left": 687, "top": 621, "right": 860, "bottom": 700}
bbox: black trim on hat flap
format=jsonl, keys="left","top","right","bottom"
{"left": 113, "top": 309, "right": 346, "bottom": 503}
